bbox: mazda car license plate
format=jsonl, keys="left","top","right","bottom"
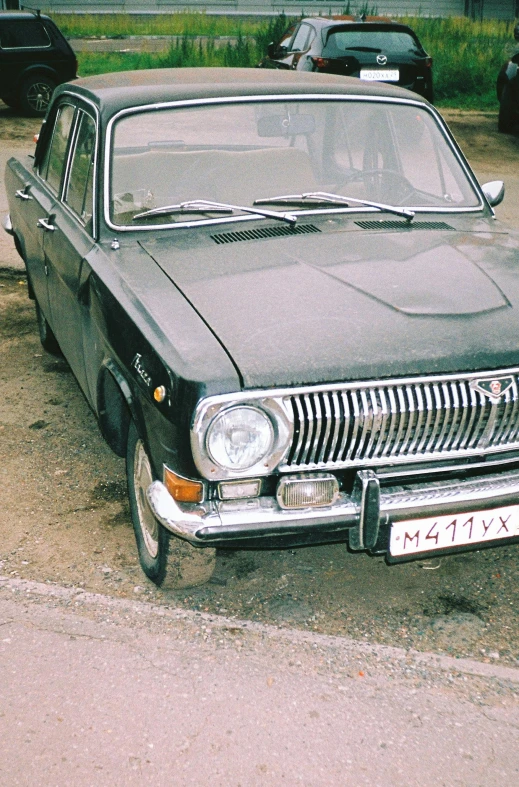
{"left": 389, "top": 504, "right": 519, "bottom": 557}
{"left": 360, "top": 69, "right": 399, "bottom": 82}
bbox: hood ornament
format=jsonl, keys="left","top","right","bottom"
{"left": 376, "top": 54, "right": 388, "bottom": 65}
{"left": 470, "top": 376, "right": 514, "bottom": 401}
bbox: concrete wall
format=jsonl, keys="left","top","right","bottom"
{"left": 17, "top": 0, "right": 518, "bottom": 20}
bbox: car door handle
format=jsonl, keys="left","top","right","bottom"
{"left": 15, "top": 187, "right": 33, "bottom": 201}
{"left": 37, "top": 216, "right": 56, "bottom": 232}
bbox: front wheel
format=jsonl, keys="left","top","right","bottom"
{"left": 0, "top": 95, "right": 19, "bottom": 109}
{"left": 126, "top": 420, "right": 216, "bottom": 589}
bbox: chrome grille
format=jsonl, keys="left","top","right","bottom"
{"left": 283, "top": 375, "right": 519, "bottom": 470}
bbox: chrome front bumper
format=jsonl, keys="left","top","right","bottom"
{"left": 147, "top": 467, "right": 519, "bottom": 549}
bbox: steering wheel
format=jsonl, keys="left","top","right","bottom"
{"left": 337, "top": 168, "right": 416, "bottom": 204}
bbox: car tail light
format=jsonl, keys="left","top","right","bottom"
{"left": 311, "top": 57, "right": 330, "bottom": 69}
{"left": 425, "top": 57, "right": 432, "bottom": 68}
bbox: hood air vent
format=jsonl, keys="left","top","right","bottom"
{"left": 211, "top": 224, "right": 321, "bottom": 245}
{"left": 354, "top": 220, "right": 455, "bottom": 231}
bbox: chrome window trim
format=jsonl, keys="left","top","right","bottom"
{"left": 191, "top": 366, "right": 519, "bottom": 480}
{"left": 103, "top": 93, "right": 485, "bottom": 233}
{"left": 37, "top": 100, "right": 76, "bottom": 195}
{"left": 62, "top": 108, "right": 98, "bottom": 235}
{"left": 36, "top": 92, "right": 100, "bottom": 239}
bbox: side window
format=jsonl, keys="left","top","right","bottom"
{"left": 0, "top": 19, "right": 50, "bottom": 48}
{"left": 291, "top": 24, "right": 312, "bottom": 53}
{"left": 65, "top": 111, "right": 96, "bottom": 231}
{"left": 276, "top": 24, "right": 297, "bottom": 54}
{"left": 39, "top": 103, "right": 75, "bottom": 194}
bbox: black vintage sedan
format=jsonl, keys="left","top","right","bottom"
{"left": 5, "top": 68, "right": 519, "bottom": 589}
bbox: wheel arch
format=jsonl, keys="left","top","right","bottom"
{"left": 15, "top": 64, "right": 59, "bottom": 92}
{"left": 97, "top": 360, "right": 136, "bottom": 458}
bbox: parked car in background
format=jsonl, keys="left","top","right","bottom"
{"left": 0, "top": 9, "right": 77, "bottom": 116}
{"left": 258, "top": 15, "right": 433, "bottom": 102}
{"left": 5, "top": 68, "right": 519, "bottom": 591}
{"left": 496, "top": 22, "right": 519, "bottom": 133}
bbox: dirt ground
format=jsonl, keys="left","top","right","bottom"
{"left": 2, "top": 105, "right": 519, "bottom": 667}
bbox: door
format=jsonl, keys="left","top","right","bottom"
{"left": 10, "top": 101, "right": 75, "bottom": 320}
{"left": 43, "top": 108, "right": 96, "bottom": 394}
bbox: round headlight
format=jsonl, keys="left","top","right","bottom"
{"left": 206, "top": 406, "right": 274, "bottom": 472}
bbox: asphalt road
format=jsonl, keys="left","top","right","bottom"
{"left": 2, "top": 575, "right": 519, "bottom": 786}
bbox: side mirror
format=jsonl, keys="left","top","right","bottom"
{"left": 267, "top": 42, "right": 276, "bottom": 58}
{"left": 482, "top": 180, "right": 505, "bottom": 207}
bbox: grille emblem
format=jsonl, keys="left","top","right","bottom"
{"left": 471, "top": 376, "right": 514, "bottom": 401}
{"left": 377, "top": 54, "right": 388, "bottom": 65}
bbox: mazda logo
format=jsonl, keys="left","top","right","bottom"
{"left": 376, "top": 55, "right": 388, "bottom": 65}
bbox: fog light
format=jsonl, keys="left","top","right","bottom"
{"left": 276, "top": 473, "right": 339, "bottom": 509}
{"left": 218, "top": 479, "right": 262, "bottom": 500}
{"left": 163, "top": 466, "right": 204, "bottom": 503}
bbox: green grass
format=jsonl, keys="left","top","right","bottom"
{"left": 53, "top": 12, "right": 275, "bottom": 39}
{"left": 402, "top": 16, "right": 516, "bottom": 109}
{"left": 66, "top": 12, "right": 518, "bottom": 110}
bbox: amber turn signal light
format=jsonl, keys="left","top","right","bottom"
{"left": 163, "top": 466, "right": 204, "bottom": 503}
{"left": 154, "top": 385, "right": 167, "bottom": 402}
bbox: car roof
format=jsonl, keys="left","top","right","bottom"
{"left": 0, "top": 10, "right": 52, "bottom": 22}
{"left": 57, "top": 67, "right": 427, "bottom": 118}
{"left": 299, "top": 16, "right": 413, "bottom": 29}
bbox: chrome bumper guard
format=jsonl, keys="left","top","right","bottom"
{"left": 147, "top": 468, "right": 519, "bottom": 548}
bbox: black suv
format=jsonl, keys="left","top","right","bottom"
{"left": 258, "top": 15, "right": 433, "bottom": 102}
{"left": 496, "top": 22, "right": 519, "bottom": 133}
{"left": 0, "top": 10, "right": 77, "bottom": 116}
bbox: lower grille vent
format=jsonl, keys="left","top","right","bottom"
{"left": 354, "top": 220, "right": 455, "bottom": 231}
{"left": 211, "top": 224, "right": 321, "bottom": 244}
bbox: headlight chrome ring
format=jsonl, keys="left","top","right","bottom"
{"left": 206, "top": 405, "right": 274, "bottom": 472}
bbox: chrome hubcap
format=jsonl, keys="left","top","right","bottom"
{"left": 134, "top": 439, "right": 159, "bottom": 558}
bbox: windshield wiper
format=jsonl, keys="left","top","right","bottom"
{"left": 132, "top": 199, "right": 298, "bottom": 226}
{"left": 254, "top": 191, "right": 415, "bottom": 222}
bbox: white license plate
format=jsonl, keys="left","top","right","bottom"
{"left": 360, "top": 69, "right": 399, "bottom": 82}
{"left": 389, "top": 504, "right": 519, "bottom": 557}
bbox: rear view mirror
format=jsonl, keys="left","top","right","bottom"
{"left": 257, "top": 114, "right": 315, "bottom": 137}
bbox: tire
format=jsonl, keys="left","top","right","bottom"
{"left": 35, "top": 300, "right": 61, "bottom": 355}
{"left": 498, "top": 84, "right": 515, "bottom": 134}
{"left": 126, "top": 420, "right": 216, "bottom": 589}
{"left": 0, "top": 95, "right": 19, "bottom": 109}
{"left": 19, "top": 75, "right": 56, "bottom": 117}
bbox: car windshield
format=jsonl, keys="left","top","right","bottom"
{"left": 109, "top": 99, "right": 481, "bottom": 228}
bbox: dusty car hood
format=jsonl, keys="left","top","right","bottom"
{"left": 140, "top": 223, "right": 519, "bottom": 389}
